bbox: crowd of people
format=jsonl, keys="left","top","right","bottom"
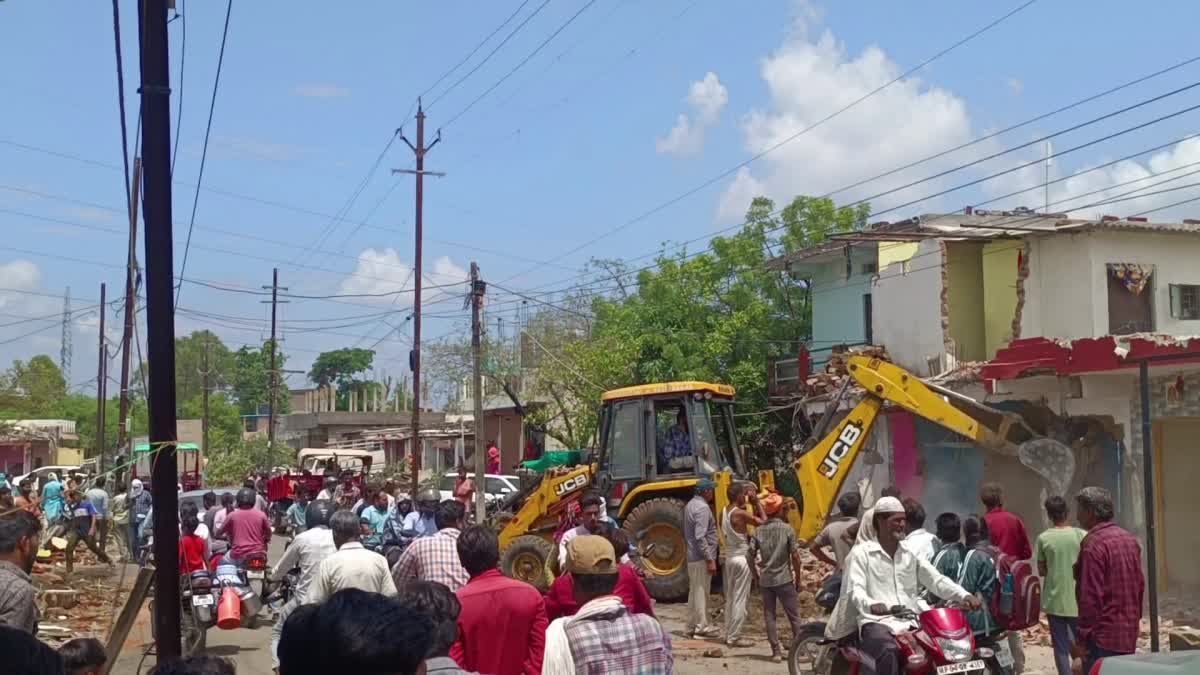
{"left": 0, "top": 461, "right": 1152, "bottom": 675}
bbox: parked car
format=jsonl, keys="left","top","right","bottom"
{"left": 438, "top": 473, "right": 519, "bottom": 504}
{"left": 12, "top": 465, "right": 84, "bottom": 494}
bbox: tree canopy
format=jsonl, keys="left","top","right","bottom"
{"left": 308, "top": 347, "right": 375, "bottom": 391}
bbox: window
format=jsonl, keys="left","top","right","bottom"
{"left": 863, "top": 293, "right": 874, "bottom": 344}
{"left": 860, "top": 262, "right": 877, "bottom": 275}
{"left": 1170, "top": 284, "right": 1200, "bottom": 320}
{"left": 774, "top": 358, "right": 800, "bottom": 383}
{"left": 1107, "top": 268, "right": 1155, "bottom": 334}
{"left": 605, "top": 400, "right": 643, "bottom": 480}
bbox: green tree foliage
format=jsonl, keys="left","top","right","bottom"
{"left": 0, "top": 355, "right": 68, "bottom": 414}
{"left": 204, "top": 436, "right": 296, "bottom": 487}
{"left": 180, "top": 392, "right": 243, "bottom": 452}
{"left": 308, "top": 347, "right": 375, "bottom": 394}
{"left": 232, "top": 340, "right": 290, "bottom": 416}
{"left": 172, "top": 330, "right": 236, "bottom": 406}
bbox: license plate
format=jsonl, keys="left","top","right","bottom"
{"left": 995, "top": 640, "right": 1014, "bottom": 668}
{"left": 247, "top": 570, "right": 265, "bottom": 579}
{"left": 192, "top": 595, "right": 214, "bottom": 606}
{"left": 936, "top": 661, "right": 985, "bottom": 674}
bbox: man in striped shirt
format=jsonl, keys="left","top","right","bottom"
{"left": 392, "top": 500, "right": 470, "bottom": 591}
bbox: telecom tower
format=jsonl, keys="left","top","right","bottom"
{"left": 60, "top": 286, "right": 72, "bottom": 379}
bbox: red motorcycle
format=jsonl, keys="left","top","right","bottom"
{"left": 789, "top": 605, "right": 1009, "bottom": 675}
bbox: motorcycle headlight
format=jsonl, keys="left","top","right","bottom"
{"left": 935, "top": 637, "right": 974, "bottom": 663}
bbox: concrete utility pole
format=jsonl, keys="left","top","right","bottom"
{"left": 395, "top": 100, "right": 442, "bottom": 491}
{"left": 136, "top": 0, "right": 181, "bottom": 661}
{"left": 262, "top": 268, "right": 287, "bottom": 450}
{"left": 117, "top": 158, "right": 142, "bottom": 454}
{"left": 95, "top": 283, "right": 107, "bottom": 469}
{"left": 470, "top": 262, "right": 486, "bottom": 522}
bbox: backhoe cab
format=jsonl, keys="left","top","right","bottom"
{"left": 499, "top": 381, "right": 747, "bottom": 600}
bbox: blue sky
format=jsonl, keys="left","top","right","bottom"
{"left": 3, "top": 0, "right": 1200, "bottom": 394}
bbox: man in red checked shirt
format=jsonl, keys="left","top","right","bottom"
{"left": 980, "top": 482, "right": 1031, "bottom": 673}
{"left": 1072, "top": 486, "right": 1144, "bottom": 674}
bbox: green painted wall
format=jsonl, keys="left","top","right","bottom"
{"left": 982, "top": 240, "right": 1022, "bottom": 358}
{"left": 945, "top": 242, "right": 986, "bottom": 362}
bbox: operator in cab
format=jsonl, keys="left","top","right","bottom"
{"left": 657, "top": 408, "right": 692, "bottom": 473}
{"left": 838, "top": 497, "right": 982, "bottom": 675}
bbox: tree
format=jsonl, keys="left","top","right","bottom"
{"left": 232, "top": 340, "right": 290, "bottom": 416}
{"left": 180, "top": 392, "right": 243, "bottom": 452}
{"left": 0, "top": 355, "right": 68, "bottom": 414}
{"left": 204, "top": 436, "right": 296, "bottom": 486}
{"left": 309, "top": 347, "right": 375, "bottom": 394}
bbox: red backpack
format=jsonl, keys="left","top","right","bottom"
{"left": 991, "top": 550, "right": 1041, "bottom": 630}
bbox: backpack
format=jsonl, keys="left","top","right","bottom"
{"left": 991, "top": 550, "right": 1041, "bottom": 630}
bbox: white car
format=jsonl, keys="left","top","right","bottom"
{"left": 12, "top": 465, "right": 85, "bottom": 494}
{"left": 438, "top": 473, "right": 520, "bottom": 504}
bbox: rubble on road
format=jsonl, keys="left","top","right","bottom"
{"left": 30, "top": 551, "right": 128, "bottom": 647}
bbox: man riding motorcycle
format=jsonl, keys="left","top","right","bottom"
{"left": 215, "top": 487, "right": 272, "bottom": 564}
{"left": 828, "top": 497, "right": 982, "bottom": 675}
{"left": 268, "top": 499, "right": 338, "bottom": 671}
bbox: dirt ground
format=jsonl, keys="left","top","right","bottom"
{"left": 656, "top": 590, "right": 1062, "bottom": 675}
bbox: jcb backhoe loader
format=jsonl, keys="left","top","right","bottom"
{"left": 497, "top": 356, "right": 1059, "bottom": 600}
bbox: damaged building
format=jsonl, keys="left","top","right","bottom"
{"left": 768, "top": 210, "right": 1200, "bottom": 597}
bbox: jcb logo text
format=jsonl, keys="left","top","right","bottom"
{"left": 819, "top": 422, "right": 863, "bottom": 479}
{"left": 554, "top": 474, "right": 589, "bottom": 496}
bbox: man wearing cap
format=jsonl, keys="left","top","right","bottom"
{"left": 543, "top": 535, "right": 673, "bottom": 675}
{"left": 844, "top": 496, "right": 981, "bottom": 675}
{"left": 683, "top": 478, "right": 719, "bottom": 639}
{"left": 750, "top": 490, "right": 803, "bottom": 662}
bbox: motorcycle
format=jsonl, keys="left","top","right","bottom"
{"left": 214, "top": 561, "right": 265, "bottom": 629}
{"left": 789, "top": 605, "right": 1011, "bottom": 675}
{"left": 240, "top": 551, "right": 271, "bottom": 600}
{"left": 179, "top": 570, "right": 217, "bottom": 656}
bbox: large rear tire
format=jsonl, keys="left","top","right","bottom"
{"left": 622, "top": 497, "right": 689, "bottom": 601}
{"left": 501, "top": 535, "right": 555, "bottom": 591}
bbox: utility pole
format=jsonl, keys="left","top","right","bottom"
{"left": 201, "top": 335, "right": 210, "bottom": 459}
{"left": 395, "top": 100, "right": 443, "bottom": 491}
{"left": 470, "top": 262, "right": 486, "bottom": 522}
{"left": 136, "top": 0, "right": 181, "bottom": 661}
{"left": 118, "top": 158, "right": 142, "bottom": 454}
{"left": 261, "top": 269, "right": 286, "bottom": 450}
{"left": 95, "top": 283, "right": 107, "bottom": 470}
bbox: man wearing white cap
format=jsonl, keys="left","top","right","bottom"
{"left": 843, "top": 496, "right": 981, "bottom": 675}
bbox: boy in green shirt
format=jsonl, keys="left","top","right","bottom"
{"left": 1034, "top": 496, "right": 1087, "bottom": 675}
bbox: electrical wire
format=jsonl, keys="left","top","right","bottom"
{"left": 443, "top": 0, "right": 598, "bottom": 128}
{"left": 428, "top": 0, "right": 551, "bottom": 109}
{"left": 176, "top": 0, "right": 233, "bottom": 307}
{"left": 109, "top": 0, "right": 133, "bottom": 221}
{"left": 495, "top": 0, "right": 1041, "bottom": 283}
{"left": 171, "top": 0, "right": 186, "bottom": 175}
{"left": 421, "top": 0, "right": 536, "bottom": 105}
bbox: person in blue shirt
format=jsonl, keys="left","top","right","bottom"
{"left": 285, "top": 486, "right": 310, "bottom": 536}
{"left": 64, "top": 489, "right": 111, "bottom": 574}
{"left": 40, "top": 473, "right": 66, "bottom": 535}
{"left": 657, "top": 409, "right": 693, "bottom": 471}
{"left": 401, "top": 488, "right": 439, "bottom": 538}
{"left": 359, "top": 490, "right": 390, "bottom": 549}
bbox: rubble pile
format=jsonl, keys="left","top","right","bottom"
{"left": 31, "top": 549, "right": 125, "bottom": 647}
{"left": 804, "top": 345, "right": 890, "bottom": 396}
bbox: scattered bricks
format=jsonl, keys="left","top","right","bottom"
{"left": 43, "top": 589, "right": 79, "bottom": 610}
{"left": 702, "top": 648, "right": 725, "bottom": 658}
{"left": 1169, "top": 627, "right": 1200, "bottom": 651}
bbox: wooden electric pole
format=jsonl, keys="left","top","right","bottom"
{"left": 117, "top": 158, "right": 141, "bottom": 455}
{"left": 262, "top": 269, "right": 286, "bottom": 450}
{"left": 470, "top": 262, "right": 486, "bottom": 522}
{"left": 136, "top": 0, "right": 181, "bottom": 661}
{"left": 201, "top": 335, "right": 211, "bottom": 459}
{"left": 395, "top": 101, "right": 442, "bottom": 491}
{"left": 95, "top": 283, "right": 107, "bottom": 469}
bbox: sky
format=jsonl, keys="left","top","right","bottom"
{"left": 3, "top": 0, "right": 1200, "bottom": 397}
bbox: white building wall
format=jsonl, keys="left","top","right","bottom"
{"left": 1022, "top": 230, "right": 1200, "bottom": 340}
{"left": 872, "top": 239, "right": 946, "bottom": 374}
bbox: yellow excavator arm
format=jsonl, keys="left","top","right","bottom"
{"left": 791, "top": 356, "right": 1035, "bottom": 542}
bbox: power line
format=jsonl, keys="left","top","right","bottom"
{"left": 421, "top": 0, "right": 536, "bottom": 104}
{"left": 109, "top": 0, "right": 134, "bottom": 220}
{"left": 171, "top": 0, "right": 186, "bottom": 174}
{"left": 176, "top": 0, "right": 233, "bottom": 307}
{"left": 443, "top": 0, "right": 599, "bottom": 128}
{"left": 495, "top": 0, "right": 1040, "bottom": 283}
{"left": 428, "top": 0, "right": 551, "bottom": 109}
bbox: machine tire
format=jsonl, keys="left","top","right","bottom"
{"left": 788, "top": 622, "right": 828, "bottom": 675}
{"left": 622, "top": 497, "right": 689, "bottom": 601}
{"left": 501, "top": 535, "right": 555, "bottom": 591}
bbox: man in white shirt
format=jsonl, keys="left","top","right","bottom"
{"left": 844, "top": 497, "right": 981, "bottom": 675}
{"left": 308, "top": 509, "right": 397, "bottom": 604}
{"left": 268, "top": 500, "right": 338, "bottom": 670}
{"left": 901, "top": 497, "right": 938, "bottom": 562}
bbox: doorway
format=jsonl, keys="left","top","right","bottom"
{"left": 1154, "top": 418, "right": 1200, "bottom": 591}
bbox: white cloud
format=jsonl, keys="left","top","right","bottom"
{"left": 0, "top": 260, "right": 41, "bottom": 310}
{"left": 656, "top": 72, "right": 728, "bottom": 156}
{"left": 1005, "top": 77, "right": 1023, "bottom": 96}
{"left": 713, "top": 16, "right": 974, "bottom": 223}
{"left": 338, "top": 248, "right": 467, "bottom": 305}
{"left": 293, "top": 83, "right": 351, "bottom": 99}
